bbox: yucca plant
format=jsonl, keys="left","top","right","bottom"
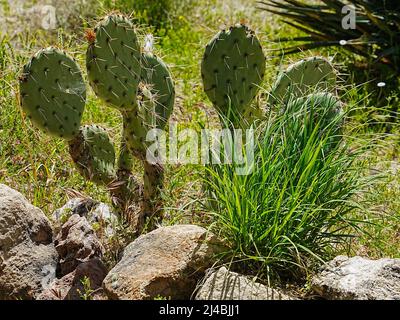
{"left": 258, "top": 1, "right": 400, "bottom": 75}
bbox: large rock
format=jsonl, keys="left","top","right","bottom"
{"left": 55, "top": 214, "right": 104, "bottom": 276}
{"left": 103, "top": 224, "right": 225, "bottom": 300}
{"left": 37, "top": 258, "right": 107, "bottom": 300}
{"left": 195, "top": 267, "right": 292, "bottom": 300}
{"left": 0, "top": 184, "right": 57, "bottom": 299}
{"left": 312, "top": 256, "right": 400, "bottom": 300}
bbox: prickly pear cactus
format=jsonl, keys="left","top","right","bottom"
{"left": 69, "top": 124, "right": 116, "bottom": 184}
{"left": 270, "top": 57, "right": 336, "bottom": 105}
{"left": 17, "top": 15, "right": 177, "bottom": 230}
{"left": 201, "top": 24, "right": 266, "bottom": 119}
{"left": 141, "top": 52, "right": 175, "bottom": 129}
{"left": 86, "top": 14, "right": 141, "bottom": 110}
{"left": 19, "top": 47, "right": 86, "bottom": 139}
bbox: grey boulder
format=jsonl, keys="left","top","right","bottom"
{"left": 312, "top": 255, "right": 400, "bottom": 300}
{"left": 0, "top": 184, "right": 57, "bottom": 299}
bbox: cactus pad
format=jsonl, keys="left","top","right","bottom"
{"left": 141, "top": 53, "right": 175, "bottom": 130}
{"left": 270, "top": 57, "right": 336, "bottom": 105}
{"left": 69, "top": 125, "right": 116, "bottom": 184}
{"left": 86, "top": 14, "right": 141, "bottom": 110}
{"left": 201, "top": 24, "right": 266, "bottom": 116}
{"left": 19, "top": 47, "right": 86, "bottom": 140}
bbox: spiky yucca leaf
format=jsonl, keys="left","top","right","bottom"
{"left": 258, "top": 0, "right": 400, "bottom": 73}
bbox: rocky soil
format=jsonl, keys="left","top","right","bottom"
{"left": 1, "top": 184, "right": 399, "bottom": 300}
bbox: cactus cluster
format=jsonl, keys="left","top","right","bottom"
{"left": 19, "top": 14, "right": 175, "bottom": 232}
{"left": 19, "top": 19, "right": 344, "bottom": 233}
{"left": 201, "top": 24, "right": 341, "bottom": 127}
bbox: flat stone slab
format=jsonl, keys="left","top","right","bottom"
{"left": 195, "top": 266, "right": 293, "bottom": 300}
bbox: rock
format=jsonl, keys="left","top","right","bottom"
{"left": 312, "top": 255, "right": 400, "bottom": 300}
{"left": 103, "top": 224, "right": 225, "bottom": 300}
{"left": 53, "top": 198, "right": 97, "bottom": 221}
{"left": 53, "top": 197, "right": 117, "bottom": 236}
{"left": 55, "top": 214, "right": 104, "bottom": 276}
{"left": 195, "top": 267, "right": 293, "bottom": 300}
{"left": 37, "top": 258, "right": 108, "bottom": 300}
{"left": 0, "top": 184, "right": 57, "bottom": 299}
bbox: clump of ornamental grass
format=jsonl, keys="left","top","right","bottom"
{"left": 203, "top": 93, "right": 376, "bottom": 279}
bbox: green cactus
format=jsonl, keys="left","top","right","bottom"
{"left": 201, "top": 24, "right": 266, "bottom": 124}
{"left": 18, "top": 14, "right": 176, "bottom": 231}
{"left": 270, "top": 57, "right": 336, "bottom": 105}
{"left": 69, "top": 124, "right": 116, "bottom": 184}
{"left": 201, "top": 26, "right": 339, "bottom": 127}
{"left": 85, "top": 15, "right": 175, "bottom": 230}
{"left": 86, "top": 14, "right": 141, "bottom": 111}
{"left": 19, "top": 47, "right": 86, "bottom": 139}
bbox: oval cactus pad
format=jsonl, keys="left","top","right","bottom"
{"left": 19, "top": 47, "right": 86, "bottom": 140}
{"left": 270, "top": 57, "right": 337, "bottom": 105}
{"left": 201, "top": 24, "right": 266, "bottom": 115}
{"left": 69, "top": 125, "right": 116, "bottom": 184}
{"left": 86, "top": 14, "right": 141, "bottom": 110}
